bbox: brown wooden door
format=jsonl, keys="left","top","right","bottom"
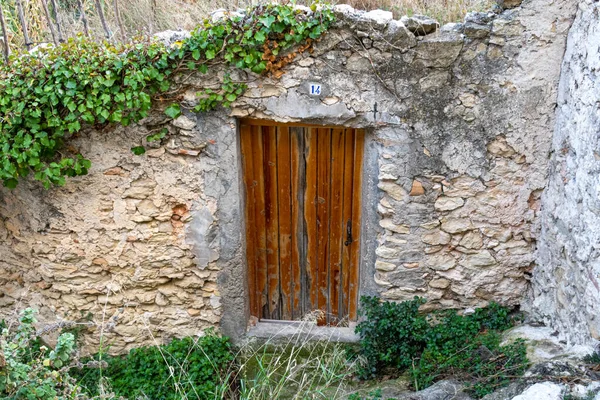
{"left": 240, "top": 119, "right": 364, "bottom": 325}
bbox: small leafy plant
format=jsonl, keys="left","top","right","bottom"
{"left": 0, "top": 308, "right": 80, "bottom": 399}
{"left": 73, "top": 330, "right": 234, "bottom": 399}
{"left": 352, "top": 297, "right": 528, "bottom": 398}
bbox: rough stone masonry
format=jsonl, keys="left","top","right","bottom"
{"left": 0, "top": 0, "right": 587, "bottom": 353}
{"left": 526, "top": 0, "right": 600, "bottom": 348}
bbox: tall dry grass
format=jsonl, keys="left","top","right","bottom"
{"left": 0, "top": 0, "right": 494, "bottom": 51}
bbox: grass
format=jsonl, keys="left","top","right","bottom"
{"left": 0, "top": 0, "right": 495, "bottom": 51}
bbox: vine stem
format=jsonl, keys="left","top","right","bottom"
{"left": 78, "top": 0, "right": 90, "bottom": 38}
{"left": 113, "top": 0, "right": 126, "bottom": 42}
{"left": 15, "top": 0, "right": 31, "bottom": 50}
{"left": 40, "top": 0, "right": 58, "bottom": 46}
{"left": 0, "top": 4, "right": 10, "bottom": 61}
{"left": 50, "top": 0, "right": 65, "bottom": 43}
{"left": 94, "top": 0, "right": 111, "bottom": 40}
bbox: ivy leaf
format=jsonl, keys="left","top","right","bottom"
{"left": 131, "top": 146, "right": 146, "bottom": 155}
{"left": 255, "top": 31, "right": 266, "bottom": 43}
{"left": 146, "top": 128, "right": 168, "bottom": 142}
{"left": 205, "top": 49, "right": 216, "bottom": 60}
{"left": 164, "top": 104, "right": 181, "bottom": 119}
{"left": 3, "top": 178, "right": 18, "bottom": 189}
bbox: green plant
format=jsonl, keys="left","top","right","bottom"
{"left": 583, "top": 350, "right": 600, "bottom": 365}
{"left": 352, "top": 297, "right": 528, "bottom": 398}
{"left": 73, "top": 330, "right": 234, "bottom": 399}
{"left": 353, "top": 296, "right": 428, "bottom": 379}
{"left": 0, "top": 308, "right": 81, "bottom": 399}
{"left": 0, "top": 2, "right": 335, "bottom": 189}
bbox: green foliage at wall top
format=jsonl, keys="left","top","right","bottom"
{"left": 0, "top": 3, "right": 335, "bottom": 189}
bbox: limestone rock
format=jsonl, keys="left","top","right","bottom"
{"left": 381, "top": 20, "right": 417, "bottom": 50}
{"left": 375, "top": 260, "right": 397, "bottom": 271}
{"left": 511, "top": 382, "right": 565, "bottom": 400}
{"left": 435, "top": 197, "right": 465, "bottom": 211}
{"left": 378, "top": 181, "right": 406, "bottom": 201}
{"left": 441, "top": 218, "right": 473, "bottom": 234}
{"left": 376, "top": 246, "right": 399, "bottom": 259}
{"left": 461, "top": 251, "right": 496, "bottom": 267}
{"left": 459, "top": 231, "right": 483, "bottom": 249}
{"left": 362, "top": 9, "right": 393, "bottom": 26}
{"left": 380, "top": 218, "right": 410, "bottom": 234}
{"left": 429, "top": 278, "right": 450, "bottom": 289}
{"left": 422, "top": 230, "right": 451, "bottom": 246}
{"left": 153, "top": 30, "right": 190, "bottom": 46}
{"left": 172, "top": 115, "right": 196, "bottom": 130}
{"left": 424, "top": 254, "right": 456, "bottom": 271}
{"left": 413, "top": 33, "right": 463, "bottom": 68}
{"left": 400, "top": 15, "right": 439, "bottom": 36}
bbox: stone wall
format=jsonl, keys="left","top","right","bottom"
{"left": 0, "top": 0, "right": 580, "bottom": 353}
{"left": 527, "top": 0, "right": 600, "bottom": 347}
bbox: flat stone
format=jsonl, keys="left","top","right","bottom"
{"left": 362, "top": 9, "right": 393, "bottom": 26}
{"left": 459, "top": 231, "right": 483, "bottom": 249}
{"left": 380, "top": 218, "right": 410, "bottom": 234}
{"left": 461, "top": 250, "right": 496, "bottom": 267}
{"left": 435, "top": 197, "right": 465, "bottom": 211}
{"left": 376, "top": 246, "right": 399, "bottom": 259}
{"left": 400, "top": 14, "right": 440, "bottom": 36}
{"left": 429, "top": 278, "right": 450, "bottom": 289}
{"left": 375, "top": 260, "right": 397, "bottom": 271}
{"left": 424, "top": 254, "right": 456, "bottom": 271}
{"left": 172, "top": 115, "right": 196, "bottom": 130}
{"left": 409, "top": 180, "right": 425, "bottom": 196}
{"left": 378, "top": 181, "right": 406, "bottom": 201}
{"left": 422, "top": 230, "right": 451, "bottom": 246}
{"left": 441, "top": 218, "right": 473, "bottom": 233}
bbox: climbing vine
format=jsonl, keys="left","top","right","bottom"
{"left": 0, "top": 3, "right": 335, "bottom": 188}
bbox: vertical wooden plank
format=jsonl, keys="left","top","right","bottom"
{"left": 328, "top": 128, "right": 346, "bottom": 324}
{"left": 316, "top": 128, "right": 331, "bottom": 324}
{"left": 304, "top": 128, "right": 319, "bottom": 315}
{"left": 349, "top": 129, "right": 365, "bottom": 321}
{"left": 341, "top": 129, "right": 355, "bottom": 321}
{"left": 251, "top": 125, "right": 268, "bottom": 318}
{"left": 264, "top": 126, "right": 281, "bottom": 319}
{"left": 290, "top": 127, "right": 303, "bottom": 319}
{"left": 277, "top": 127, "right": 292, "bottom": 320}
{"left": 240, "top": 123, "right": 259, "bottom": 318}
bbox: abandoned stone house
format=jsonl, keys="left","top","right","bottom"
{"left": 0, "top": 0, "right": 598, "bottom": 354}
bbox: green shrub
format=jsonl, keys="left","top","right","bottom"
{"left": 74, "top": 330, "right": 234, "bottom": 399}
{"left": 0, "top": 308, "right": 81, "bottom": 399}
{"left": 354, "top": 296, "right": 428, "bottom": 379}
{"left": 353, "top": 297, "right": 529, "bottom": 398}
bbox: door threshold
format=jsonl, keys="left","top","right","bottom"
{"left": 246, "top": 320, "right": 359, "bottom": 343}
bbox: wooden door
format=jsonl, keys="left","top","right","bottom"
{"left": 239, "top": 119, "right": 364, "bottom": 325}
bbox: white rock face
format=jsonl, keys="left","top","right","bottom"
{"left": 528, "top": 1, "right": 600, "bottom": 346}
{"left": 511, "top": 382, "right": 564, "bottom": 400}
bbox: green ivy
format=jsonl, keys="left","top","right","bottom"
{"left": 0, "top": 3, "right": 335, "bottom": 188}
